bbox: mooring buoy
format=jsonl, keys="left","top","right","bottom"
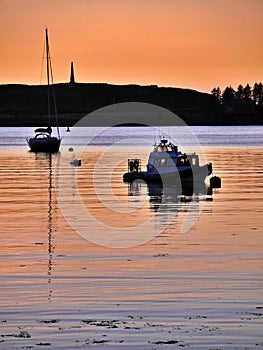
{"left": 70, "top": 159, "right": 81, "bottom": 167}
{"left": 210, "top": 176, "right": 221, "bottom": 188}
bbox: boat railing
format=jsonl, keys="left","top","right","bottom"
{"left": 128, "top": 158, "right": 141, "bottom": 173}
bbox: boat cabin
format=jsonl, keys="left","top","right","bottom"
{"left": 148, "top": 139, "right": 198, "bottom": 169}
{"left": 126, "top": 139, "right": 200, "bottom": 174}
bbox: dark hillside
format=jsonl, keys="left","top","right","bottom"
{"left": 0, "top": 83, "right": 261, "bottom": 126}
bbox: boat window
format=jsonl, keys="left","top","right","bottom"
{"left": 189, "top": 155, "right": 199, "bottom": 166}
{"left": 176, "top": 158, "right": 181, "bottom": 166}
{"left": 160, "top": 158, "right": 166, "bottom": 166}
{"left": 176, "top": 157, "right": 190, "bottom": 166}
{"left": 153, "top": 158, "right": 167, "bottom": 167}
{"left": 166, "top": 158, "right": 176, "bottom": 166}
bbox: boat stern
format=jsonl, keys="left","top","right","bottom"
{"left": 207, "top": 162, "right": 212, "bottom": 176}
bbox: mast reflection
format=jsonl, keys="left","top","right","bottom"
{"left": 34, "top": 152, "right": 57, "bottom": 302}
{"left": 47, "top": 153, "right": 53, "bottom": 302}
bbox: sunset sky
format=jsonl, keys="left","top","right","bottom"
{"left": 1, "top": 0, "right": 262, "bottom": 93}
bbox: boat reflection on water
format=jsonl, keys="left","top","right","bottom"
{"left": 129, "top": 179, "right": 213, "bottom": 202}
{"left": 34, "top": 152, "right": 57, "bottom": 302}
{"left": 128, "top": 179, "right": 214, "bottom": 229}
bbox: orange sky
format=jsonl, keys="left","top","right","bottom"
{"left": 1, "top": 0, "right": 262, "bottom": 92}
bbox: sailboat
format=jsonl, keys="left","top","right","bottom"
{"left": 27, "top": 28, "right": 61, "bottom": 153}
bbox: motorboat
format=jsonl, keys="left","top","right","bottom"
{"left": 123, "top": 138, "right": 213, "bottom": 185}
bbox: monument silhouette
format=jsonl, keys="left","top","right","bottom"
{"left": 70, "top": 62, "right": 75, "bottom": 84}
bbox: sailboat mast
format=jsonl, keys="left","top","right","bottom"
{"left": 45, "top": 28, "right": 51, "bottom": 127}
{"left": 45, "top": 28, "right": 60, "bottom": 138}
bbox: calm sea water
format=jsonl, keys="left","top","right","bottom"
{"left": 0, "top": 126, "right": 262, "bottom": 349}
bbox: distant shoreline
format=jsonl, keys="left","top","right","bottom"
{"left": 0, "top": 82, "right": 262, "bottom": 126}
{"left": 1, "top": 112, "right": 262, "bottom": 127}
{"left": 1, "top": 118, "right": 263, "bottom": 127}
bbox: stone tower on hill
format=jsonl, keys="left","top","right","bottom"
{"left": 70, "top": 62, "right": 75, "bottom": 84}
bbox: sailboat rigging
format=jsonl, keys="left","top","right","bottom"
{"left": 27, "top": 28, "right": 61, "bottom": 153}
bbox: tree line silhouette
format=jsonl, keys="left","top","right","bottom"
{"left": 211, "top": 83, "right": 263, "bottom": 114}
